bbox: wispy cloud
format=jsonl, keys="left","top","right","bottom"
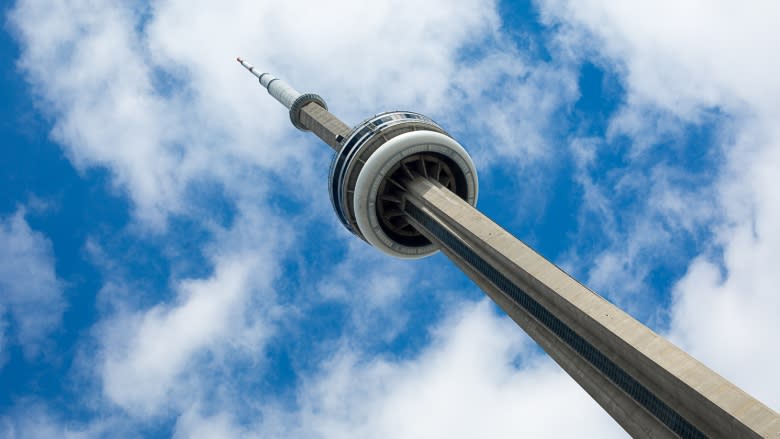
{"left": 540, "top": 0, "right": 780, "bottom": 408}
{"left": 0, "top": 208, "right": 64, "bottom": 364}
{"left": 180, "top": 301, "right": 623, "bottom": 438}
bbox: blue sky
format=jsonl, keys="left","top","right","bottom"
{"left": 2, "top": 1, "right": 779, "bottom": 437}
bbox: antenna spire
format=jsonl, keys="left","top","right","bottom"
{"left": 235, "top": 56, "right": 330, "bottom": 133}
{"left": 236, "top": 56, "right": 301, "bottom": 109}
{"left": 236, "top": 57, "right": 262, "bottom": 80}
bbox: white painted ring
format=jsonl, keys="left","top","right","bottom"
{"left": 353, "top": 130, "right": 479, "bottom": 259}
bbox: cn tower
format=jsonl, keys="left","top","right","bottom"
{"left": 237, "top": 58, "right": 780, "bottom": 438}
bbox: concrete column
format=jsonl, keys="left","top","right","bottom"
{"left": 403, "top": 176, "right": 780, "bottom": 439}
{"left": 298, "top": 102, "right": 351, "bottom": 151}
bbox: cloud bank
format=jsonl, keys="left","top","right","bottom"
{"left": 0, "top": 209, "right": 64, "bottom": 364}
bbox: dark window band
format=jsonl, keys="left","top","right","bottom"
{"left": 404, "top": 202, "right": 707, "bottom": 439}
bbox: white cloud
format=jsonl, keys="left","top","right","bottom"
{"left": 540, "top": 1, "right": 780, "bottom": 119}
{"left": 443, "top": 50, "right": 578, "bottom": 166}
{"left": 95, "top": 206, "right": 288, "bottom": 417}
{"left": 178, "top": 300, "right": 623, "bottom": 438}
{"left": 540, "top": 0, "right": 780, "bottom": 412}
{"left": 9, "top": 0, "right": 492, "bottom": 226}
{"left": 668, "top": 121, "right": 780, "bottom": 409}
{"left": 291, "top": 301, "right": 619, "bottom": 438}
{"left": 563, "top": 137, "right": 719, "bottom": 321}
{"left": 315, "top": 240, "right": 423, "bottom": 341}
{"left": 100, "top": 256, "right": 259, "bottom": 414}
{"left": 2, "top": 409, "right": 93, "bottom": 439}
{"left": 10, "top": 0, "right": 577, "bottom": 228}
{"left": 0, "top": 402, "right": 131, "bottom": 439}
{"left": 0, "top": 209, "right": 64, "bottom": 363}
{"left": 173, "top": 408, "right": 246, "bottom": 439}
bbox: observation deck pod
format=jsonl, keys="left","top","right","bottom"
{"left": 329, "top": 111, "right": 478, "bottom": 259}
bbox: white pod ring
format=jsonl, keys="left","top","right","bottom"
{"left": 353, "top": 130, "right": 478, "bottom": 258}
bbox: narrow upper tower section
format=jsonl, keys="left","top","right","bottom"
{"left": 236, "top": 57, "right": 303, "bottom": 109}
{"left": 237, "top": 57, "right": 333, "bottom": 135}
{"left": 237, "top": 58, "right": 478, "bottom": 258}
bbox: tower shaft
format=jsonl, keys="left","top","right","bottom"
{"left": 237, "top": 60, "right": 780, "bottom": 438}
{"left": 298, "top": 102, "right": 351, "bottom": 151}
{"left": 402, "top": 176, "right": 780, "bottom": 438}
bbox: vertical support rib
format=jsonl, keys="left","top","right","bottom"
{"left": 402, "top": 176, "right": 780, "bottom": 439}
